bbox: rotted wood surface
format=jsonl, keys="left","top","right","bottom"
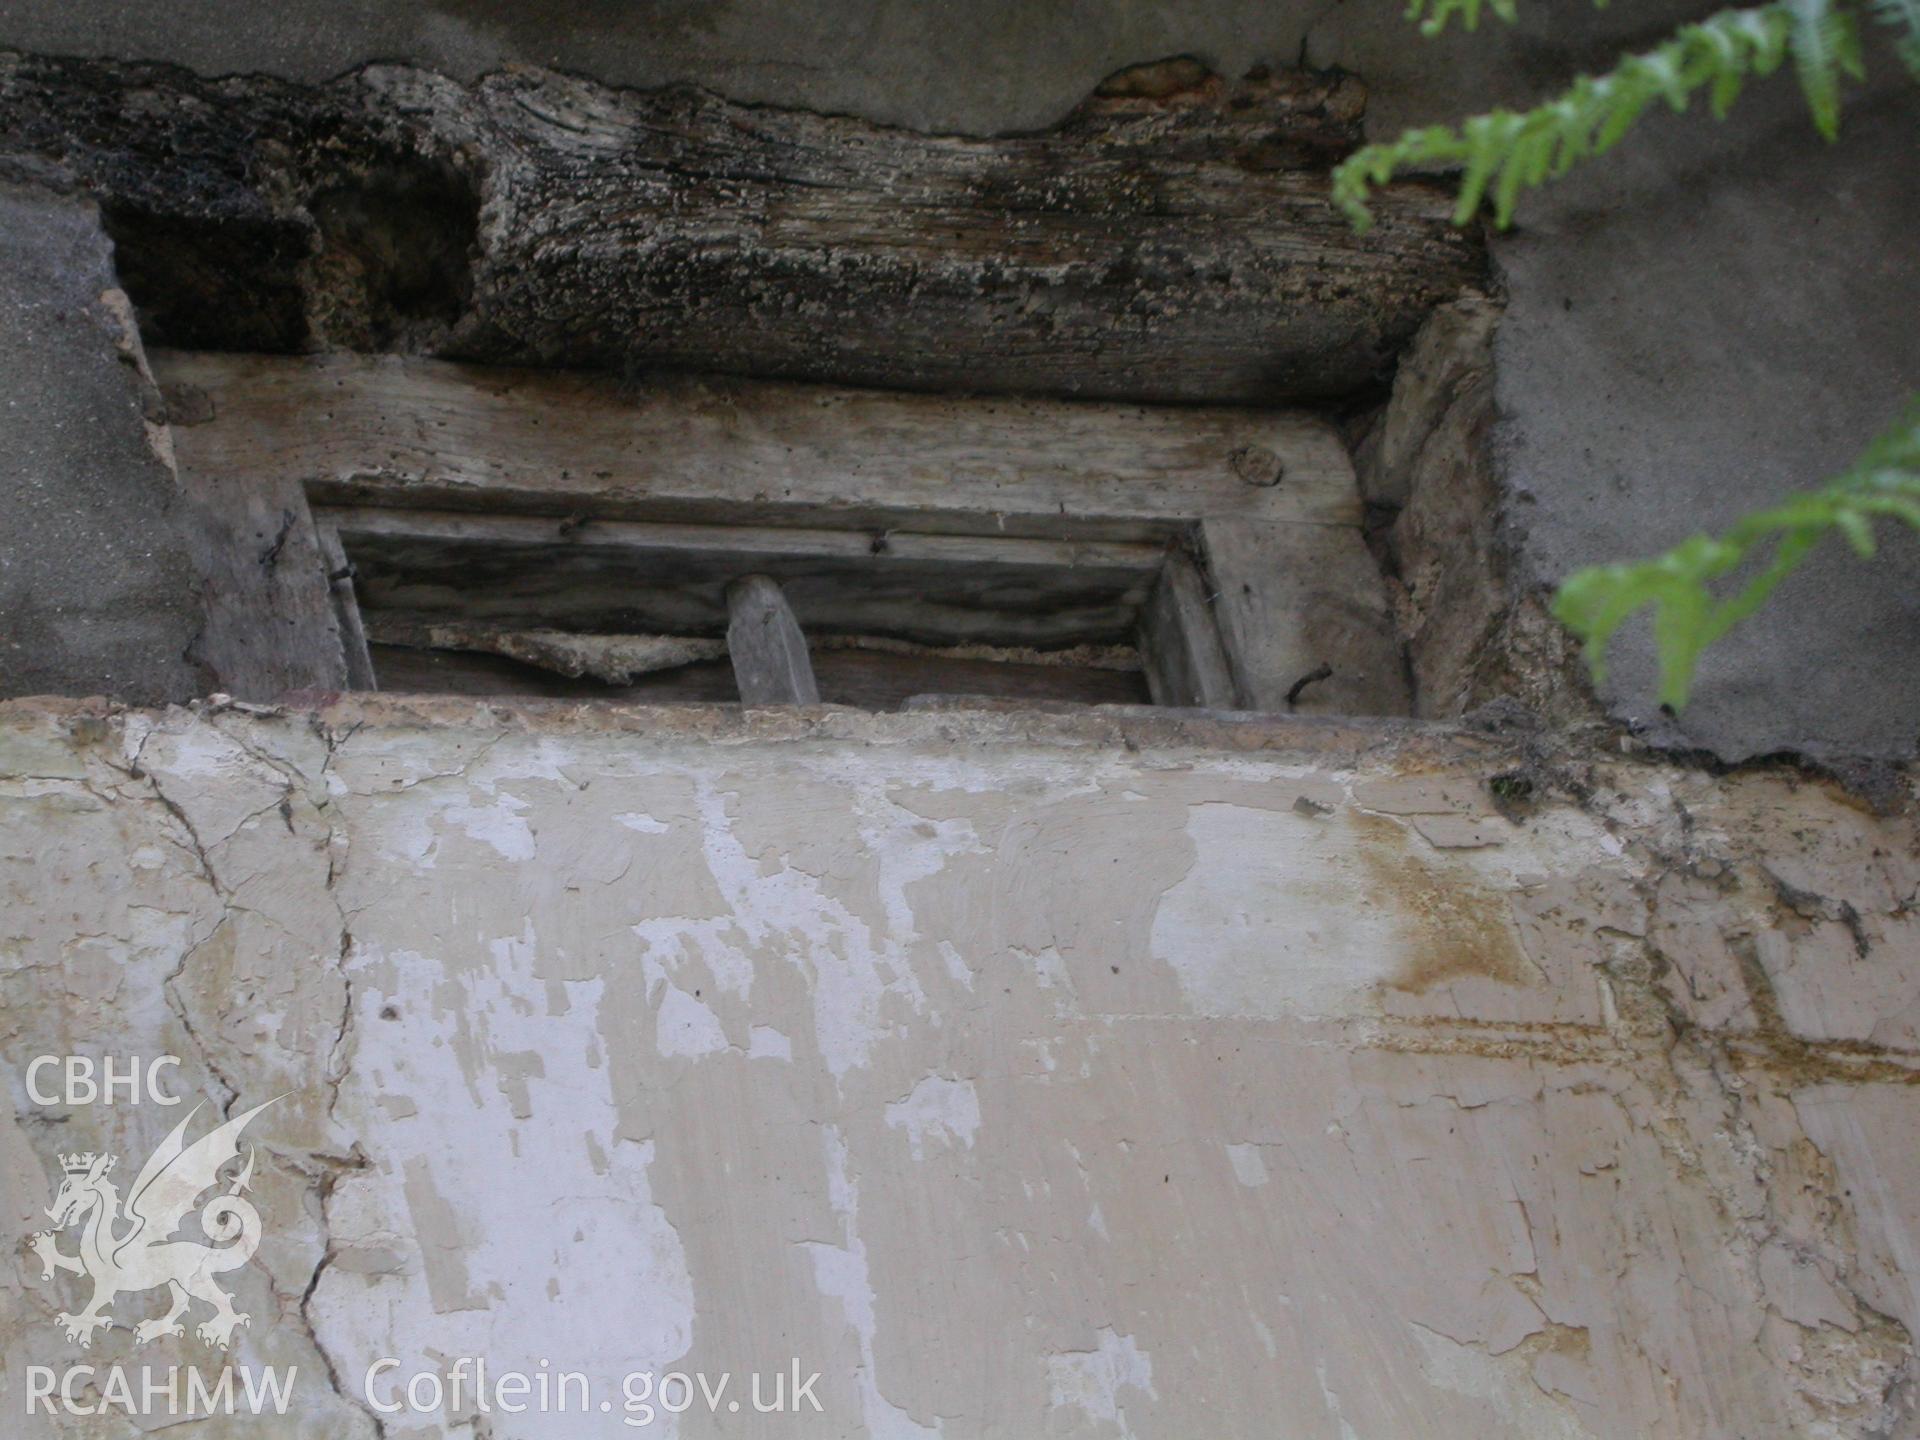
{"left": 166, "top": 435, "right": 351, "bottom": 697}
{"left": 1, "top": 54, "right": 1482, "bottom": 405}
{"left": 369, "top": 644, "right": 742, "bottom": 704}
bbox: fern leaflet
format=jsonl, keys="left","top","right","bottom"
{"left": 1405, "top": 0, "right": 1520, "bottom": 37}
{"left": 1334, "top": 0, "right": 1869, "bottom": 231}
{"left": 1404, "top": 0, "right": 1613, "bottom": 35}
{"left": 1787, "top": 0, "right": 1867, "bottom": 136}
{"left": 1551, "top": 399, "right": 1920, "bottom": 709}
{"left": 1870, "top": 0, "right": 1920, "bottom": 74}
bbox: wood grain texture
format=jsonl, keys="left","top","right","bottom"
{"left": 367, "top": 641, "right": 1147, "bottom": 709}
{"left": 158, "top": 351, "right": 1364, "bottom": 536}
{"left": 316, "top": 507, "right": 1163, "bottom": 648}
{"left": 2, "top": 54, "right": 1483, "bottom": 405}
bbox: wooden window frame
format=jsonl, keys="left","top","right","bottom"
{"left": 156, "top": 350, "right": 1407, "bottom": 715}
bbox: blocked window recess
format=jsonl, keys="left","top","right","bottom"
{"left": 319, "top": 508, "right": 1233, "bottom": 709}
{"left": 159, "top": 350, "right": 1413, "bottom": 716}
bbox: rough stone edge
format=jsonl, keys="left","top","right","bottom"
{"left": 1355, "top": 288, "right": 1601, "bottom": 730}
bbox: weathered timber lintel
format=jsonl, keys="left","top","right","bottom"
{"left": 0, "top": 52, "right": 1483, "bottom": 406}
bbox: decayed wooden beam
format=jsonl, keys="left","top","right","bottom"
{"left": 1139, "top": 553, "right": 1237, "bottom": 710}
{"left": 316, "top": 506, "right": 1161, "bottom": 648}
{"left": 155, "top": 351, "right": 1364, "bottom": 537}
{"left": 726, "top": 576, "right": 819, "bottom": 706}
{"left": 1, "top": 54, "right": 1483, "bottom": 406}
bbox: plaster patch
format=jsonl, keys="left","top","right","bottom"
{"left": 1409, "top": 1323, "right": 1590, "bottom": 1440}
{"left": 656, "top": 985, "right": 730, "bottom": 1059}
{"left": 1046, "top": 1327, "right": 1157, "bottom": 1434}
{"left": 801, "top": 1126, "right": 941, "bottom": 1438}
{"left": 885, "top": 1074, "right": 982, "bottom": 1160}
{"left": 748, "top": 1025, "right": 793, "bottom": 1061}
{"left": 1226, "top": 1142, "right": 1271, "bottom": 1188}
{"left": 443, "top": 790, "right": 537, "bottom": 861}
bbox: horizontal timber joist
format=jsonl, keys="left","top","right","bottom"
{"left": 0, "top": 53, "right": 1483, "bottom": 405}
{"left": 153, "top": 350, "right": 1364, "bottom": 537}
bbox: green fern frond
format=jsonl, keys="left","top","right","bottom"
{"left": 1334, "top": 0, "right": 1859, "bottom": 231}
{"left": 1551, "top": 399, "right": 1920, "bottom": 708}
{"left": 1405, "top": 0, "right": 1520, "bottom": 37}
{"left": 1405, "top": 0, "right": 1605, "bottom": 35}
{"left": 1870, "top": 0, "right": 1920, "bottom": 75}
{"left": 1786, "top": 0, "right": 1866, "bottom": 136}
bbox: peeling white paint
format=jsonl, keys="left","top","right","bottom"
{"left": 884, "top": 1075, "right": 981, "bottom": 1160}
{"left": 655, "top": 984, "right": 729, "bottom": 1059}
{"left": 748, "top": 1024, "right": 793, "bottom": 1061}
{"left": 802, "top": 1126, "right": 943, "bottom": 1439}
{"left": 3, "top": 705, "right": 1918, "bottom": 1440}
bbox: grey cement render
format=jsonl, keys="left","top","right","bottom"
{"left": 0, "top": 0, "right": 1723, "bottom": 137}
{"left": 0, "top": 183, "right": 205, "bottom": 703}
{"left": 1492, "top": 79, "right": 1920, "bottom": 760}
{"left": 0, "top": 0, "right": 1913, "bottom": 756}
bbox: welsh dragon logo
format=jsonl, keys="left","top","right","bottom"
{"left": 29, "top": 1097, "right": 279, "bottom": 1350}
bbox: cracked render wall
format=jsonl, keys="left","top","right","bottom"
{"left": 3, "top": 696, "right": 1919, "bottom": 1437}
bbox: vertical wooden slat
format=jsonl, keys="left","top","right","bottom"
{"left": 725, "top": 574, "right": 820, "bottom": 705}
{"left": 1139, "top": 553, "right": 1238, "bottom": 710}
{"left": 315, "top": 526, "right": 378, "bottom": 691}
